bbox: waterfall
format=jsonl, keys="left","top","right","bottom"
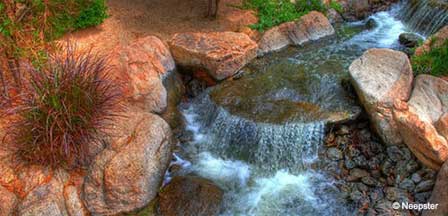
{"left": 183, "top": 93, "right": 326, "bottom": 173}
{"left": 399, "top": 0, "right": 448, "bottom": 35}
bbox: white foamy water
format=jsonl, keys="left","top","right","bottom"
{"left": 165, "top": 2, "right": 426, "bottom": 215}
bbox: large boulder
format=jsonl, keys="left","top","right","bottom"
{"left": 423, "top": 160, "right": 448, "bottom": 216}
{"left": 159, "top": 176, "right": 224, "bottom": 216}
{"left": 415, "top": 26, "right": 448, "bottom": 56}
{"left": 83, "top": 111, "right": 173, "bottom": 215}
{"left": 169, "top": 32, "right": 258, "bottom": 81}
{"left": 258, "top": 11, "right": 335, "bottom": 55}
{"left": 349, "top": 48, "right": 413, "bottom": 145}
{"left": 18, "top": 170, "right": 69, "bottom": 216}
{"left": 393, "top": 75, "right": 448, "bottom": 170}
{"left": 0, "top": 185, "right": 17, "bottom": 216}
{"left": 110, "top": 36, "right": 175, "bottom": 113}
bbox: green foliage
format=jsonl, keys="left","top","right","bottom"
{"left": 75, "top": 0, "right": 109, "bottom": 29}
{"left": 244, "top": 0, "right": 303, "bottom": 31}
{"left": 244, "top": 0, "right": 342, "bottom": 31}
{"left": 412, "top": 39, "right": 448, "bottom": 77}
{"left": 4, "top": 46, "right": 123, "bottom": 169}
{"left": 329, "top": 1, "right": 343, "bottom": 13}
{"left": 295, "top": 0, "right": 326, "bottom": 13}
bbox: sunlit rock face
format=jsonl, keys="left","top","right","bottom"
{"left": 169, "top": 32, "right": 258, "bottom": 81}
{"left": 349, "top": 48, "right": 413, "bottom": 145}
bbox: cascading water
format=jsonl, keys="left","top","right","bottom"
{"left": 167, "top": 1, "right": 436, "bottom": 215}
{"left": 399, "top": 0, "right": 448, "bottom": 35}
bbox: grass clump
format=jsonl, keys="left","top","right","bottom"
{"left": 3, "top": 45, "right": 123, "bottom": 169}
{"left": 243, "top": 0, "right": 343, "bottom": 31}
{"left": 412, "top": 39, "right": 448, "bottom": 77}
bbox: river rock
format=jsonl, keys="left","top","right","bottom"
{"left": 423, "top": 161, "right": 448, "bottom": 216}
{"left": 18, "top": 170, "right": 69, "bottom": 216}
{"left": 415, "top": 25, "right": 448, "bottom": 56}
{"left": 399, "top": 33, "right": 422, "bottom": 48}
{"left": 393, "top": 75, "right": 448, "bottom": 170}
{"left": 64, "top": 185, "right": 89, "bottom": 216}
{"left": 435, "top": 113, "right": 448, "bottom": 138}
{"left": 349, "top": 48, "right": 413, "bottom": 145}
{"left": 110, "top": 36, "right": 175, "bottom": 113}
{"left": 83, "top": 111, "right": 173, "bottom": 215}
{"left": 159, "top": 176, "right": 224, "bottom": 216}
{"left": 0, "top": 185, "right": 17, "bottom": 216}
{"left": 169, "top": 32, "right": 257, "bottom": 81}
{"left": 258, "top": 11, "right": 335, "bottom": 55}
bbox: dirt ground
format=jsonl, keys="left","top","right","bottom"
{"left": 66, "top": 0, "right": 256, "bottom": 52}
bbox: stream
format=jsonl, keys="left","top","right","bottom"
{"left": 167, "top": 2, "right": 431, "bottom": 216}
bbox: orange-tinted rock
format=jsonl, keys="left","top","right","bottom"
{"left": 83, "top": 111, "right": 172, "bottom": 215}
{"left": 349, "top": 48, "right": 413, "bottom": 145}
{"left": 110, "top": 36, "right": 175, "bottom": 113}
{"left": 415, "top": 26, "right": 448, "bottom": 56}
{"left": 159, "top": 176, "right": 223, "bottom": 216}
{"left": 393, "top": 75, "right": 448, "bottom": 170}
{"left": 0, "top": 185, "right": 17, "bottom": 216}
{"left": 258, "top": 11, "right": 335, "bottom": 55}
{"left": 423, "top": 161, "right": 448, "bottom": 216}
{"left": 18, "top": 170, "right": 69, "bottom": 216}
{"left": 169, "top": 32, "right": 258, "bottom": 81}
{"left": 435, "top": 113, "right": 448, "bottom": 139}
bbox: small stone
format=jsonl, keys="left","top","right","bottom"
{"left": 374, "top": 200, "right": 395, "bottom": 215}
{"left": 381, "top": 160, "right": 394, "bottom": 176}
{"left": 357, "top": 183, "right": 370, "bottom": 193}
{"left": 414, "top": 191, "right": 432, "bottom": 203}
{"left": 399, "top": 33, "right": 422, "bottom": 48}
{"left": 327, "top": 148, "right": 343, "bottom": 161}
{"left": 362, "top": 176, "right": 379, "bottom": 187}
{"left": 399, "top": 178, "right": 415, "bottom": 192}
{"left": 385, "top": 187, "right": 407, "bottom": 202}
{"left": 325, "top": 132, "right": 336, "bottom": 146}
{"left": 350, "top": 190, "right": 365, "bottom": 202}
{"left": 353, "top": 155, "right": 369, "bottom": 169}
{"left": 415, "top": 180, "right": 435, "bottom": 193}
{"left": 347, "top": 168, "right": 370, "bottom": 181}
{"left": 365, "top": 18, "right": 377, "bottom": 29}
{"left": 370, "top": 188, "right": 385, "bottom": 202}
{"left": 337, "top": 126, "right": 350, "bottom": 135}
{"left": 411, "top": 173, "right": 422, "bottom": 183}
{"left": 387, "top": 146, "right": 403, "bottom": 162}
{"left": 345, "top": 158, "right": 356, "bottom": 169}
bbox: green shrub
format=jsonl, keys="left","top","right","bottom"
{"left": 4, "top": 45, "right": 123, "bottom": 169}
{"left": 329, "top": 1, "right": 344, "bottom": 13}
{"left": 244, "top": 0, "right": 341, "bottom": 31}
{"left": 75, "top": 0, "right": 109, "bottom": 29}
{"left": 244, "top": 0, "right": 303, "bottom": 31}
{"left": 412, "top": 39, "right": 448, "bottom": 77}
{"left": 296, "top": 0, "right": 326, "bottom": 13}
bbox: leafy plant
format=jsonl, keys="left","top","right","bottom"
{"left": 75, "top": 0, "right": 109, "bottom": 29}
{"left": 296, "top": 0, "right": 326, "bottom": 13}
{"left": 329, "top": 0, "right": 344, "bottom": 13}
{"left": 243, "top": 0, "right": 303, "bottom": 31}
{"left": 244, "top": 0, "right": 341, "bottom": 31}
{"left": 412, "top": 39, "right": 448, "bottom": 77}
{"left": 3, "top": 44, "right": 123, "bottom": 169}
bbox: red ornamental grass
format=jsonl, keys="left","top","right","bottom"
{"left": 4, "top": 44, "right": 123, "bottom": 169}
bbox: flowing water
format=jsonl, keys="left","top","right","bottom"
{"left": 399, "top": 0, "right": 448, "bottom": 36}
{"left": 167, "top": 1, "right": 442, "bottom": 215}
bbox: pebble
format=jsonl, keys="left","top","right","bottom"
{"left": 327, "top": 148, "right": 343, "bottom": 161}
{"left": 415, "top": 180, "right": 435, "bottom": 193}
{"left": 411, "top": 173, "right": 422, "bottom": 183}
{"left": 399, "top": 178, "right": 415, "bottom": 191}
{"left": 347, "top": 168, "right": 370, "bottom": 181}
{"left": 362, "top": 176, "right": 379, "bottom": 187}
